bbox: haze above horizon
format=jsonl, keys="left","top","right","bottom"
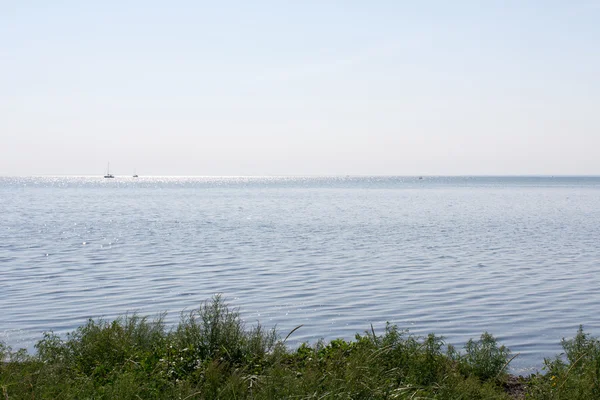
{"left": 2, "top": 1, "right": 599, "bottom": 176}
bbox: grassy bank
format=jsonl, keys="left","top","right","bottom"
{"left": 1, "top": 296, "right": 599, "bottom": 399}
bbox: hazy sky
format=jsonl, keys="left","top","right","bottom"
{"left": 1, "top": 1, "right": 599, "bottom": 176}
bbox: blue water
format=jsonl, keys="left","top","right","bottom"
{"left": 1, "top": 176, "right": 599, "bottom": 373}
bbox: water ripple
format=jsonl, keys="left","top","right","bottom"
{"left": 1, "top": 176, "right": 600, "bottom": 373}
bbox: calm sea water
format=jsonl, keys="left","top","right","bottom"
{"left": 1, "top": 176, "right": 599, "bottom": 372}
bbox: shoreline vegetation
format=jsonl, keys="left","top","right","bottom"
{"left": 2, "top": 297, "right": 599, "bottom": 399}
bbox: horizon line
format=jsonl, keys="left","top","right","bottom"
{"left": 2, "top": 174, "right": 600, "bottom": 178}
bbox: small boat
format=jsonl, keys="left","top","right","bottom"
{"left": 133, "top": 170, "right": 138, "bottom": 178}
{"left": 104, "top": 163, "right": 114, "bottom": 178}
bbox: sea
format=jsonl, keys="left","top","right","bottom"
{"left": 1, "top": 175, "right": 599, "bottom": 373}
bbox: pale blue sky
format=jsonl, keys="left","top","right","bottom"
{"left": 1, "top": 1, "right": 599, "bottom": 176}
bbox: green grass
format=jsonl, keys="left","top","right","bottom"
{"left": 1, "top": 296, "right": 598, "bottom": 399}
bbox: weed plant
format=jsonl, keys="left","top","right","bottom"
{"left": 0, "top": 296, "right": 598, "bottom": 399}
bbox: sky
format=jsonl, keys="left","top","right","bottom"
{"left": 1, "top": 0, "right": 599, "bottom": 176}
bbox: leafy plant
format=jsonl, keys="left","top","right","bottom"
{"left": 462, "top": 332, "right": 510, "bottom": 380}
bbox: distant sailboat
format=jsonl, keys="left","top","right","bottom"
{"left": 104, "top": 163, "right": 114, "bottom": 178}
{"left": 133, "top": 169, "right": 138, "bottom": 178}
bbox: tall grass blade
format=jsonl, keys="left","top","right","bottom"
{"left": 283, "top": 324, "right": 304, "bottom": 343}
